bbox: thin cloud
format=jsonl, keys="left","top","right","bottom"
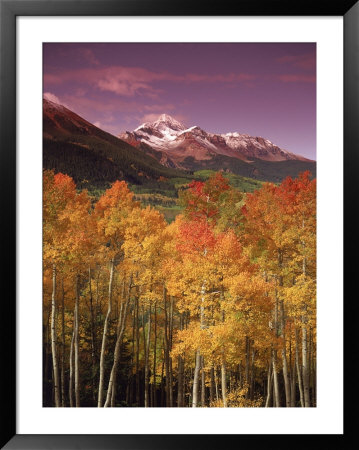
{"left": 139, "top": 112, "right": 188, "bottom": 125}
{"left": 61, "top": 95, "right": 176, "bottom": 116}
{"left": 143, "top": 103, "right": 175, "bottom": 112}
{"left": 43, "top": 92, "right": 61, "bottom": 103}
{"left": 278, "top": 74, "right": 316, "bottom": 83}
{"left": 44, "top": 65, "right": 257, "bottom": 97}
{"left": 277, "top": 53, "right": 316, "bottom": 71}
{"left": 43, "top": 92, "right": 69, "bottom": 108}
{"left": 140, "top": 113, "right": 163, "bottom": 123}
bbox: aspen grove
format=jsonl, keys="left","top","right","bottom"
{"left": 43, "top": 170, "right": 316, "bottom": 407}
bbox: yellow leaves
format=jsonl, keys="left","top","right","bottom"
{"left": 283, "top": 274, "right": 316, "bottom": 323}
{"left": 43, "top": 171, "right": 95, "bottom": 268}
{"left": 95, "top": 180, "right": 135, "bottom": 212}
{"left": 43, "top": 170, "right": 316, "bottom": 400}
{"left": 240, "top": 173, "right": 316, "bottom": 335}
{"left": 94, "top": 180, "right": 140, "bottom": 260}
{"left": 171, "top": 323, "right": 216, "bottom": 361}
{"left": 211, "top": 385, "right": 263, "bottom": 407}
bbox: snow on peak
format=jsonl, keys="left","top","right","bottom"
{"left": 158, "top": 113, "right": 175, "bottom": 122}
{"left": 154, "top": 114, "right": 186, "bottom": 131}
{"left": 224, "top": 132, "right": 240, "bottom": 138}
{"left": 179, "top": 125, "right": 207, "bottom": 138}
{"left": 123, "top": 116, "right": 304, "bottom": 161}
{"left": 135, "top": 114, "right": 186, "bottom": 133}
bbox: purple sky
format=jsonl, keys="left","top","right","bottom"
{"left": 43, "top": 43, "right": 316, "bottom": 160}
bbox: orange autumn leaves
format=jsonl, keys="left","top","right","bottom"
{"left": 43, "top": 171, "right": 93, "bottom": 268}
{"left": 44, "top": 168, "right": 315, "bottom": 341}
{"left": 43, "top": 168, "right": 316, "bottom": 406}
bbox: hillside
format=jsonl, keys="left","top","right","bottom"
{"left": 43, "top": 99, "right": 192, "bottom": 191}
{"left": 43, "top": 100, "right": 316, "bottom": 221}
{"left": 181, "top": 154, "right": 316, "bottom": 183}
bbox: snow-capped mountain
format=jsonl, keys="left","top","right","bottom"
{"left": 118, "top": 114, "right": 310, "bottom": 169}
{"left": 43, "top": 98, "right": 315, "bottom": 185}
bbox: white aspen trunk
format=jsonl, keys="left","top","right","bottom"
{"left": 74, "top": 275, "right": 80, "bottom": 407}
{"left": 214, "top": 367, "right": 219, "bottom": 401}
{"left": 69, "top": 323, "right": 75, "bottom": 407}
{"left": 104, "top": 278, "right": 131, "bottom": 408}
{"left": 302, "top": 322, "right": 310, "bottom": 407}
{"left": 240, "top": 364, "right": 242, "bottom": 389}
{"left": 265, "top": 358, "right": 273, "bottom": 407}
{"left": 250, "top": 343, "right": 255, "bottom": 400}
{"left": 289, "top": 325, "right": 296, "bottom": 407}
{"left": 51, "top": 264, "right": 60, "bottom": 407}
{"left": 169, "top": 297, "right": 174, "bottom": 407}
{"left": 271, "top": 281, "right": 281, "bottom": 408}
{"left": 280, "top": 300, "right": 291, "bottom": 407}
{"left": 221, "top": 358, "right": 227, "bottom": 407}
{"left": 220, "top": 302, "right": 227, "bottom": 407}
{"left": 110, "top": 283, "right": 125, "bottom": 408}
{"left": 163, "top": 287, "right": 171, "bottom": 407}
{"left": 308, "top": 328, "right": 312, "bottom": 405}
{"left": 98, "top": 259, "right": 114, "bottom": 407}
{"left": 309, "top": 330, "right": 316, "bottom": 406}
{"left": 177, "top": 355, "right": 184, "bottom": 408}
{"left": 128, "top": 307, "right": 136, "bottom": 406}
{"left": 153, "top": 302, "right": 157, "bottom": 407}
{"left": 61, "top": 280, "right": 66, "bottom": 407}
{"left": 144, "top": 305, "right": 151, "bottom": 408}
{"left": 135, "top": 295, "right": 140, "bottom": 406}
{"left": 88, "top": 267, "right": 96, "bottom": 402}
{"left": 160, "top": 344, "right": 165, "bottom": 406}
{"left": 192, "top": 279, "right": 206, "bottom": 407}
{"left": 177, "top": 312, "right": 184, "bottom": 407}
{"left": 192, "top": 349, "right": 201, "bottom": 407}
{"left": 312, "top": 356, "right": 317, "bottom": 407}
{"left": 177, "top": 354, "right": 184, "bottom": 407}
{"left": 245, "top": 336, "right": 250, "bottom": 389}
{"left": 301, "top": 224, "right": 311, "bottom": 407}
{"left": 210, "top": 366, "right": 215, "bottom": 405}
{"left": 201, "top": 355, "right": 206, "bottom": 407}
{"left": 290, "top": 356, "right": 296, "bottom": 407}
{"left": 272, "top": 350, "right": 280, "bottom": 407}
{"left": 295, "top": 328, "right": 305, "bottom": 407}
{"left": 44, "top": 308, "right": 51, "bottom": 392}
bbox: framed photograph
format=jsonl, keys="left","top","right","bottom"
{"left": 1, "top": 1, "right": 355, "bottom": 448}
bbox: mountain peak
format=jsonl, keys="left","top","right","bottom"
{"left": 135, "top": 114, "right": 186, "bottom": 133}
{"left": 123, "top": 115, "right": 311, "bottom": 164}
{"left": 158, "top": 113, "right": 175, "bottom": 122}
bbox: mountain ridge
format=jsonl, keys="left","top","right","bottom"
{"left": 118, "top": 114, "right": 313, "bottom": 170}
{"left": 43, "top": 99, "right": 316, "bottom": 191}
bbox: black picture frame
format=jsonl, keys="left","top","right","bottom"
{"left": 1, "top": 0, "right": 355, "bottom": 448}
